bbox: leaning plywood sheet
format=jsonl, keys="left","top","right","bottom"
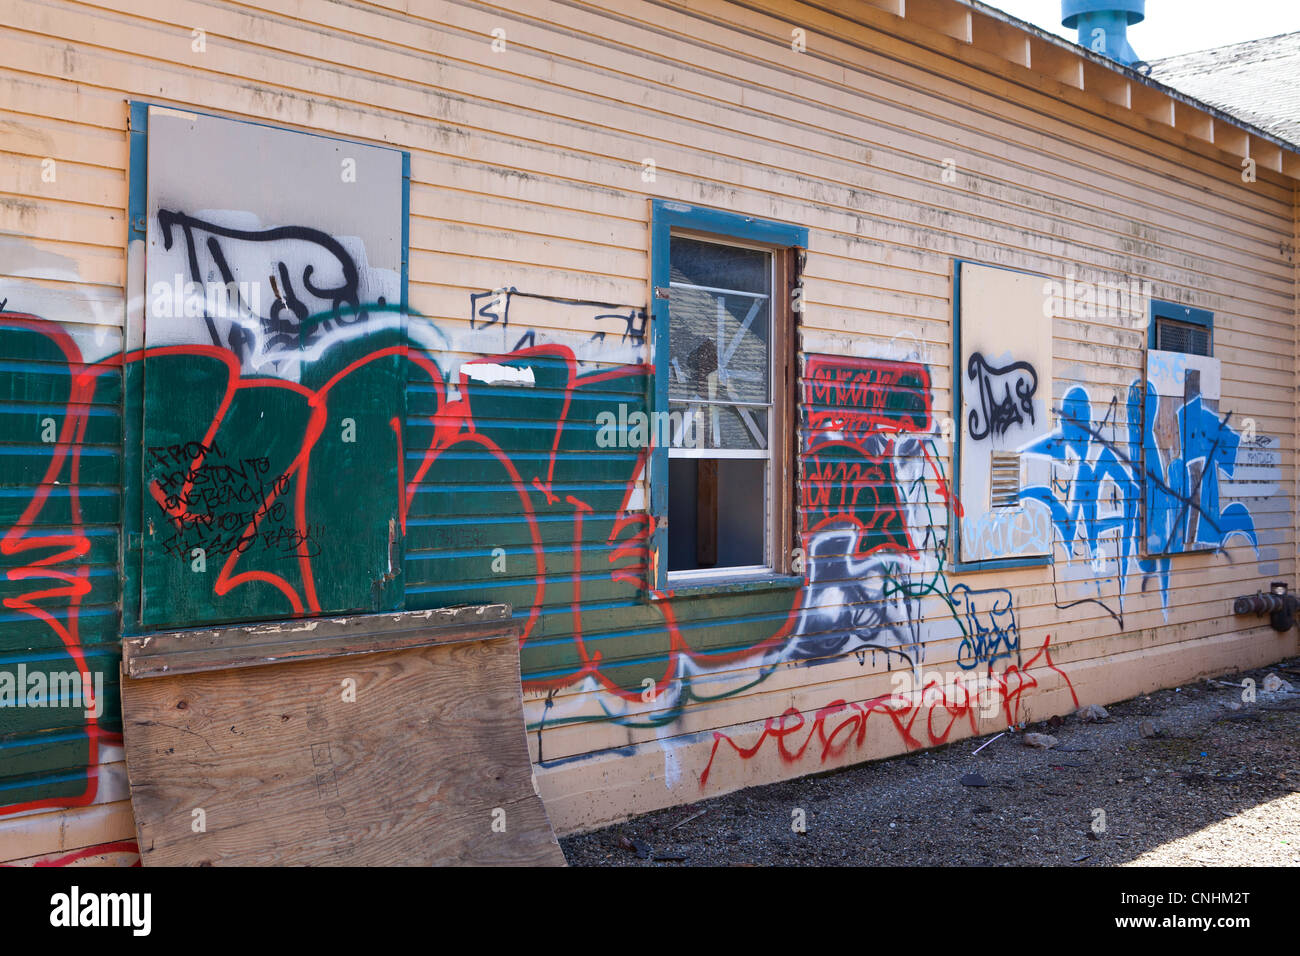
{"left": 120, "top": 607, "right": 564, "bottom": 866}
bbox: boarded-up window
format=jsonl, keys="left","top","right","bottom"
{"left": 136, "top": 107, "right": 407, "bottom": 628}
{"left": 955, "top": 261, "right": 1054, "bottom": 567}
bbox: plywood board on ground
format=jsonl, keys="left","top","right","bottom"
{"left": 121, "top": 614, "right": 564, "bottom": 866}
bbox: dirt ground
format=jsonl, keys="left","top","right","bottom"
{"left": 560, "top": 657, "right": 1300, "bottom": 866}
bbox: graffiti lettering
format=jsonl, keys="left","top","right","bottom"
{"left": 789, "top": 356, "right": 975, "bottom": 673}
{"left": 807, "top": 355, "right": 930, "bottom": 441}
{"left": 949, "top": 584, "right": 1019, "bottom": 670}
{"left": 157, "top": 210, "right": 381, "bottom": 376}
{"left": 0, "top": 312, "right": 124, "bottom": 820}
{"left": 966, "top": 352, "right": 1037, "bottom": 440}
{"left": 960, "top": 505, "right": 1052, "bottom": 559}
{"left": 701, "top": 636, "right": 1077, "bottom": 785}
{"left": 149, "top": 439, "right": 314, "bottom": 559}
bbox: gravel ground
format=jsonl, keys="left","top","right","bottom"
{"left": 560, "top": 657, "right": 1300, "bottom": 866}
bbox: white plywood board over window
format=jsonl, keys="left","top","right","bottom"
{"left": 957, "top": 262, "right": 1055, "bottom": 565}
{"left": 144, "top": 107, "right": 403, "bottom": 383}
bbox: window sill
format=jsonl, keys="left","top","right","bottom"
{"left": 950, "top": 556, "right": 1050, "bottom": 573}
{"left": 649, "top": 572, "right": 804, "bottom": 602}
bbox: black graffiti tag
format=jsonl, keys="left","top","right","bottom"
{"left": 967, "top": 352, "right": 1038, "bottom": 440}
{"left": 157, "top": 210, "right": 372, "bottom": 368}
{"left": 150, "top": 440, "right": 323, "bottom": 560}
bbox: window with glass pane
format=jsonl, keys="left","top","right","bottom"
{"left": 666, "top": 235, "right": 772, "bottom": 574}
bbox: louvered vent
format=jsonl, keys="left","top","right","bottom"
{"left": 1156, "top": 319, "right": 1210, "bottom": 356}
{"left": 990, "top": 452, "right": 1021, "bottom": 510}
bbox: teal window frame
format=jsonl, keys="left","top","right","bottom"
{"left": 648, "top": 200, "right": 806, "bottom": 594}
{"left": 1148, "top": 300, "right": 1213, "bottom": 353}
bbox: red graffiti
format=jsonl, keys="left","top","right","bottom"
{"left": 16, "top": 840, "right": 142, "bottom": 868}
{"left": 1, "top": 314, "right": 787, "bottom": 738}
{"left": 803, "top": 443, "right": 918, "bottom": 557}
{"left": 801, "top": 355, "right": 951, "bottom": 561}
{"left": 803, "top": 354, "right": 962, "bottom": 518}
{"left": 0, "top": 321, "right": 981, "bottom": 823}
{"left": 0, "top": 314, "right": 124, "bottom": 819}
{"left": 700, "top": 635, "right": 1078, "bottom": 786}
{"left": 806, "top": 355, "right": 931, "bottom": 439}
{"left": 138, "top": 342, "right": 447, "bottom": 618}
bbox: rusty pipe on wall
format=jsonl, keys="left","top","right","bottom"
{"left": 1233, "top": 582, "right": 1299, "bottom": 632}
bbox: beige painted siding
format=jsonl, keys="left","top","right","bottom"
{"left": 0, "top": 0, "right": 1296, "bottom": 855}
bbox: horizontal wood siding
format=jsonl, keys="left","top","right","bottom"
{"left": 0, "top": 0, "right": 1295, "bottom": 849}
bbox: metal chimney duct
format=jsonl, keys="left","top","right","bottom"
{"left": 1062, "top": 0, "right": 1146, "bottom": 68}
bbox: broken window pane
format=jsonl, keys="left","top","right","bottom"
{"left": 666, "top": 234, "right": 774, "bottom": 575}
{"left": 668, "top": 401, "right": 768, "bottom": 452}
{"left": 668, "top": 237, "right": 770, "bottom": 405}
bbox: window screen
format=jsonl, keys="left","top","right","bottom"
{"left": 1155, "top": 318, "right": 1211, "bottom": 356}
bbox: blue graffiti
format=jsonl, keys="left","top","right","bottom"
{"left": 949, "top": 584, "right": 1019, "bottom": 670}
{"left": 1016, "top": 378, "right": 1258, "bottom": 625}
{"left": 1143, "top": 383, "right": 1257, "bottom": 555}
{"left": 1018, "top": 385, "right": 1167, "bottom": 625}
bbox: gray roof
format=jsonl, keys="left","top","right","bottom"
{"left": 1149, "top": 32, "right": 1300, "bottom": 148}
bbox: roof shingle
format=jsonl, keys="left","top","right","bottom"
{"left": 1150, "top": 31, "right": 1300, "bottom": 148}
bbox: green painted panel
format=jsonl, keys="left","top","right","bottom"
{"left": 0, "top": 364, "right": 123, "bottom": 406}
{"left": 139, "top": 330, "right": 408, "bottom": 627}
{"left": 0, "top": 316, "right": 123, "bottom": 816}
{"left": 0, "top": 487, "right": 120, "bottom": 526}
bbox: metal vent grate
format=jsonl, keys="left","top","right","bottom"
{"left": 990, "top": 452, "right": 1021, "bottom": 510}
{"left": 1156, "top": 319, "right": 1210, "bottom": 356}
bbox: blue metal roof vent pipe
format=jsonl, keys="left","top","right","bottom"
{"left": 1062, "top": 0, "right": 1147, "bottom": 70}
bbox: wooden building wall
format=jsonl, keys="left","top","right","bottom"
{"left": 0, "top": 0, "right": 1296, "bottom": 862}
